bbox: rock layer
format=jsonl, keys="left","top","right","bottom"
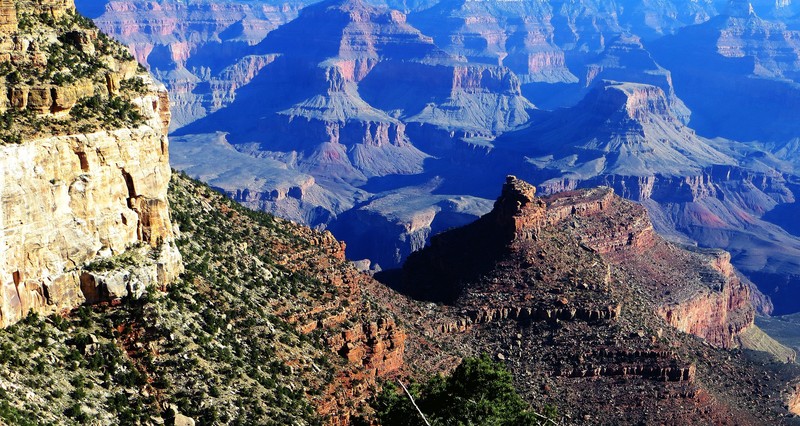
{"left": 0, "top": 0, "right": 181, "bottom": 327}
{"left": 86, "top": 0, "right": 308, "bottom": 129}
{"left": 404, "top": 176, "right": 755, "bottom": 347}
{"left": 390, "top": 176, "right": 794, "bottom": 424}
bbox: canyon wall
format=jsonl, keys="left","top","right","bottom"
{"left": 0, "top": 0, "right": 181, "bottom": 326}
{"left": 80, "top": 0, "right": 800, "bottom": 315}
{"left": 657, "top": 262, "right": 754, "bottom": 348}
{"left": 87, "top": 0, "right": 308, "bottom": 129}
{"left": 544, "top": 186, "right": 756, "bottom": 348}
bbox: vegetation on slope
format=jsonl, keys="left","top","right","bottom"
{"left": 3, "top": 171, "right": 798, "bottom": 424}
{"left": 0, "top": 173, "right": 336, "bottom": 424}
{"left": 0, "top": 6, "right": 148, "bottom": 144}
{"left": 0, "top": 172, "right": 541, "bottom": 425}
{"left": 375, "top": 354, "right": 555, "bottom": 426}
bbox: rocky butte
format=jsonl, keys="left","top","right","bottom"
{"left": 402, "top": 176, "right": 758, "bottom": 347}
{"left": 394, "top": 176, "right": 798, "bottom": 424}
{"left": 0, "top": 0, "right": 181, "bottom": 327}
{"left": 495, "top": 77, "right": 800, "bottom": 314}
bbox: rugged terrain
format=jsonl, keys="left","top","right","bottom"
{"left": 85, "top": 0, "right": 310, "bottom": 130}
{"left": 493, "top": 79, "right": 800, "bottom": 314}
{"left": 0, "top": 0, "right": 182, "bottom": 326}
{"left": 0, "top": 172, "right": 411, "bottom": 424}
{"left": 4, "top": 1, "right": 800, "bottom": 425}
{"left": 75, "top": 0, "right": 800, "bottom": 313}
{"left": 3, "top": 171, "right": 800, "bottom": 424}
{"left": 396, "top": 176, "right": 800, "bottom": 424}
{"left": 651, "top": 2, "right": 800, "bottom": 145}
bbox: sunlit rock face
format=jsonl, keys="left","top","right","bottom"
{"left": 0, "top": 0, "right": 181, "bottom": 327}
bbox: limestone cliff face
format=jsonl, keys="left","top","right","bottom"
{"left": 0, "top": 0, "right": 181, "bottom": 326}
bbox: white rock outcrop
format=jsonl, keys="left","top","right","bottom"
{"left": 0, "top": 78, "right": 182, "bottom": 326}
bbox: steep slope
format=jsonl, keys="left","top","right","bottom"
{"left": 0, "top": 173, "right": 416, "bottom": 425}
{"left": 650, "top": 4, "right": 800, "bottom": 145}
{"left": 6, "top": 1, "right": 800, "bottom": 424}
{"left": 409, "top": 0, "right": 577, "bottom": 84}
{"left": 165, "top": 1, "right": 428, "bottom": 232}
{"left": 78, "top": 0, "right": 724, "bottom": 122}
{"left": 0, "top": 0, "right": 182, "bottom": 327}
{"left": 1, "top": 169, "right": 799, "bottom": 424}
{"left": 581, "top": 34, "right": 691, "bottom": 123}
{"left": 402, "top": 177, "right": 755, "bottom": 346}
{"left": 502, "top": 81, "right": 735, "bottom": 179}
{"left": 232, "top": 0, "right": 436, "bottom": 176}
{"left": 398, "top": 176, "right": 799, "bottom": 424}
{"left": 408, "top": 0, "right": 721, "bottom": 86}
{"left": 79, "top": 0, "right": 800, "bottom": 314}
{"left": 161, "top": 174, "right": 412, "bottom": 423}
{"left": 181, "top": 0, "right": 533, "bottom": 150}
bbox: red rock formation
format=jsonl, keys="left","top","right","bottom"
{"left": 655, "top": 252, "right": 754, "bottom": 348}
{"left": 405, "top": 176, "right": 756, "bottom": 347}
{"left": 395, "top": 176, "right": 789, "bottom": 424}
{"left": 264, "top": 224, "right": 408, "bottom": 423}
{"left": 331, "top": 317, "right": 405, "bottom": 375}
{"left": 540, "top": 183, "right": 755, "bottom": 348}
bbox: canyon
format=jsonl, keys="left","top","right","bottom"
{"left": 389, "top": 176, "right": 798, "bottom": 424}
{"left": 4, "top": 0, "right": 800, "bottom": 424}
{"left": 75, "top": 0, "right": 800, "bottom": 315}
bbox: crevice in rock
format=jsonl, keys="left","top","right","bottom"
{"left": 76, "top": 151, "right": 89, "bottom": 171}
{"left": 121, "top": 168, "right": 136, "bottom": 209}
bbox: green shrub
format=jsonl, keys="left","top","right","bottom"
{"left": 375, "top": 355, "right": 554, "bottom": 426}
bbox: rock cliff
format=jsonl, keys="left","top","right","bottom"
{"left": 582, "top": 34, "right": 691, "bottom": 123}
{"left": 79, "top": 0, "right": 800, "bottom": 314}
{"left": 167, "top": 0, "right": 532, "bottom": 259}
{"left": 393, "top": 176, "right": 797, "bottom": 424}
{"left": 650, "top": 6, "right": 800, "bottom": 144}
{"left": 78, "top": 0, "right": 723, "bottom": 127}
{"left": 0, "top": 167, "right": 798, "bottom": 424}
{"left": 0, "top": 0, "right": 181, "bottom": 326}
{"left": 500, "top": 81, "right": 735, "bottom": 179}
{"left": 402, "top": 176, "right": 755, "bottom": 348}
{"left": 409, "top": 0, "right": 577, "bottom": 84}
{"left": 495, "top": 79, "right": 800, "bottom": 313}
